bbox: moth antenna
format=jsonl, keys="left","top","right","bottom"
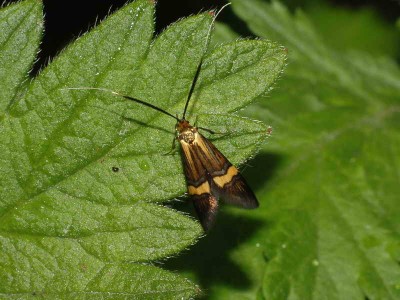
{"left": 62, "top": 87, "right": 179, "bottom": 121}
{"left": 205, "top": 3, "right": 231, "bottom": 46}
{"left": 182, "top": 3, "right": 231, "bottom": 119}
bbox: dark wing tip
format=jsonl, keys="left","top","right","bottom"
{"left": 233, "top": 193, "right": 259, "bottom": 209}
{"left": 192, "top": 194, "right": 219, "bottom": 231}
{"left": 219, "top": 174, "right": 259, "bottom": 209}
{"left": 243, "top": 195, "right": 259, "bottom": 209}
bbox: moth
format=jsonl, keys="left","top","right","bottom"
{"left": 66, "top": 5, "right": 259, "bottom": 231}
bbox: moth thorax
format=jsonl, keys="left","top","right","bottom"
{"left": 176, "top": 120, "right": 197, "bottom": 144}
{"left": 179, "top": 129, "right": 196, "bottom": 144}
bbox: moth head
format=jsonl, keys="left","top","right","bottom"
{"left": 176, "top": 119, "right": 192, "bottom": 133}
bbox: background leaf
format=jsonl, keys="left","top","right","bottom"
{"left": 167, "top": 0, "right": 400, "bottom": 299}
{"left": 0, "top": 0, "right": 286, "bottom": 298}
{"left": 303, "top": 3, "right": 400, "bottom": 57}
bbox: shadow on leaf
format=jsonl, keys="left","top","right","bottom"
{"left": 163, "top": 206, "right": 265, "bottom": 294}
{"left": 241, "top": 151, "right": 284, "bottom": 192}
{"left": 163, "top": 152, "right": 283, "bottom": 296}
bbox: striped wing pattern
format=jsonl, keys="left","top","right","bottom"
{"left": 179, "top": 131, "right": 258, "bottom": 230}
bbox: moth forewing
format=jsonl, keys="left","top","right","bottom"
{"left": 199, "top": 136, "right": 259, "bottom": 209}
{"left": 176, "top": 119, "right": 259, "bottom": 230}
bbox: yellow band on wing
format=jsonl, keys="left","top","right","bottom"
{"left": 188, "top": 180, "right": 211, "bottom": 195}
{"left": 213, "top": 166, "right": 238, "bottom": 188}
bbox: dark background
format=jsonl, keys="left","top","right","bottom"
{"left": 2, "top": 0, "right": 400, "bottom": 74}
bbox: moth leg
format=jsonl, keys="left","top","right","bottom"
{"left": 193, "top": 115, "right": 199, "bottom": 127}
{"left": 163, "top": 136, "right": 178, "bottom": 156}
{"left": 193, "top": 115, "right": 221, "bottom": 134}
{"left": 197, "top": 126, "right": 216, "bottom": 134}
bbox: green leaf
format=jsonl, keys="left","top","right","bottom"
{"left": 0, "top": 0, "right": 286, "bottom": 297}
{"left": 0, "top": 0, "right": 42, "bottom": 112}
{"left": 165, "top": 1, "right": 400, "bottom": 299}
{"left": 297, "top": 2, "right": 400, "bottom": 57}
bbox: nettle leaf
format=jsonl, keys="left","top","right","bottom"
{"left": 0, "top": 0, "right": 286, "bottom": 298}
{"left": 187, "top": 0, "right": 399, "bottom": 299}
{"left": 0, "top": 0, "right": 42, "bottom": 112}
{"left": 303, "top": 3, "right": 400, "bottom": 57}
